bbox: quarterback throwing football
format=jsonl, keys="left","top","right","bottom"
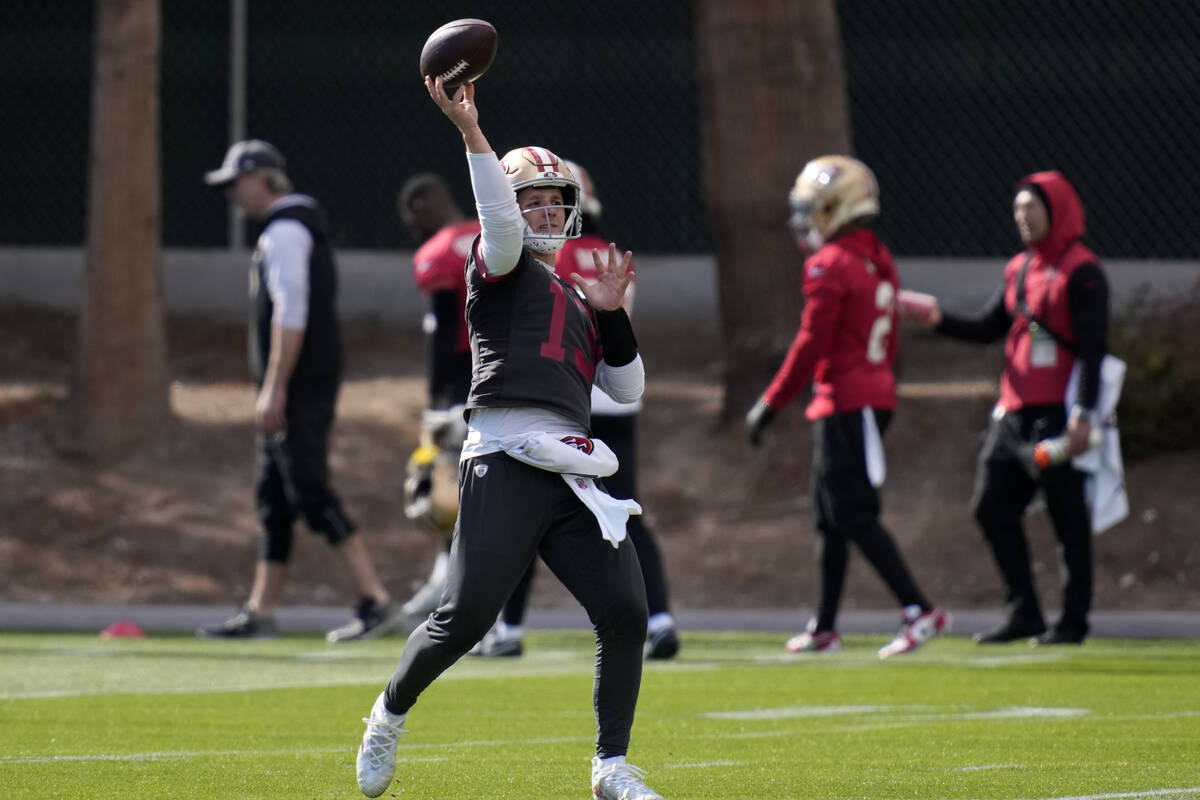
{"left": 355, "top": 77, "right": 663, "bottom": 800}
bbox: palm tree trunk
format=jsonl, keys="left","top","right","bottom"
{"left": 696, "top": 0, "right": 852, "bottom": 420}
{"left": 68, "top": 0, "right": 169, "bottom": 459}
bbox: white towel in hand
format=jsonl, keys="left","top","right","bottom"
{"left": 1066, "top": 354, "right": 1129, "bottom": 533}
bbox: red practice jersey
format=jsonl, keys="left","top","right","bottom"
{"left": 762, "top": 229, "right": 899, "bottom": 420}
{"left": 556, "top": 233, "right": 636, "bottom": 314}
{"left": 412, "top": 218, "right": 481, "bottom": 355}
{"left": 555, "top": 233, "right": 607, "bottom": 282}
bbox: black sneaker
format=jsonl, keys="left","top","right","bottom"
{"left": 1032, "top": 628, "right": 1086, "bottom": 646}
{"left": 645, "top": 627, "right": 680, "bottom": 660}
{"left": 467, "top": 626, "right": 524, "bottom": 658}
{"left": 326, "top": 598, "right": 406, "bottom": 643}
{"left": 197, "top": 608, "right": 278, "bottom": 639}
{"left": 973, "top": 618, "right": 1047, "bottom": 644}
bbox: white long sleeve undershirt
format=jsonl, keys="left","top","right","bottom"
{"left": 595, "top": 356, "right": 645, "bottom": 405}
{"left": 467, "top": 151, "right": 524, "bottom": 278}
{"left": 258, "top": 199, "right": 314, "bottom": 330}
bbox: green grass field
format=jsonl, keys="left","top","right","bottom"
{"left": 1, "top": 630, "right": 1198, "bottom": 799}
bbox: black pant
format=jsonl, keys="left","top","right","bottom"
{"left": 970, "top": 405, "right": 1092, "bottom": 635}
{"left": 811, "top": 409, "right": 928, "bottom": 631}
{"left": 500, "top": 413, "right": 673, "bottom": 625}
{"left": 384, "top": 452, "right": 648, "bottom": 759}
{"left": 254, "top": 388, "right": 355, "bottom": 562}
{"left": 592, "top": 414, "right": 672, "bottom": 617}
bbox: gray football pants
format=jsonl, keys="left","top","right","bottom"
{"left": 383, "top": 452, "right": 649, "bottom": 759}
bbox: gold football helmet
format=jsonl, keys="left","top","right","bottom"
{"left": 500, "top": 146, "right": 581, "bottom": 253}
{"left": 403, "top": 406, "right": 467, "bottom": 539}
{"left": 788, "top": 155, "right": 880, "bottom": 251}
{"left": 563, "top": 158, "right": 602, "bottom": 218}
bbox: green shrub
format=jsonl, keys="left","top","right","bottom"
{"left": 1110, "top": 279, "right": 1200, "bottom": 461}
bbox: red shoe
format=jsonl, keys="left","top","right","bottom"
{"left": 785, "top": 619, "right": 842, "bottom": 653}
{"left": 878, "top": 607, "right": 950, "bottom": 659}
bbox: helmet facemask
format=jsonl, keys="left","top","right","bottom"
{"left": 517, "top": 185, "right": 581, "bottom": 254}
{"left": 788, "top": 192, "right": 824, "bottom": 253}
{"left": 500, "top": 146, "right": 582, "bottom": 254}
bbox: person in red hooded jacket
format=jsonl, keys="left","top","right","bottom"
{"left": 906, "top": 170, "right": 1110, "bottom": 646}
{"left": 745, "top": 155, "right": 949, "bottom": 659}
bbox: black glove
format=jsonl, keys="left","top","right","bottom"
{"left": 745, "top": 398, "right": 776, "bottom": 446}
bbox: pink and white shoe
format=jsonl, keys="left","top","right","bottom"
{"left": 878, "top": 607, "right": 950, "bottom": 659}
{"left": 785, "top": 618, "right": 841, "bottom": 653}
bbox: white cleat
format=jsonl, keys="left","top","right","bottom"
{"left": 784, "top": 617, "right": 841, "bottom": 653}
{"left": 401, "top": 573, "right": 446, "bottom": 620}
{"left": 878, "top": 607, "right": 950, "bottom": 659}
{"left": 356, "top": 691, "right": 407, "bottom": 798}
{"left": 592, "top": 756, "right": 664, "bottom": 800}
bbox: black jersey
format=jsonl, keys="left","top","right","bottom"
{"left": 464, "top": 240, "right": 598, "bottom": 429}
{"left": 249, "top": 197, "right": 341, "bottom": 392}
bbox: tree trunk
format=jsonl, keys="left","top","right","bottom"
{"left": 695, "top": 0, "right": 851, "bottom": 421}
{"left": 68, "top": 0, "right": 169, "bottom": 459}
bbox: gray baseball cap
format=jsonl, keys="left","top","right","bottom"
{"left": 204, "top": 139, "right": 286, "bottom": 187}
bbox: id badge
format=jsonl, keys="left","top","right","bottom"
{"left": 1030, "top": 324, "right": 1058, "bottom": 368}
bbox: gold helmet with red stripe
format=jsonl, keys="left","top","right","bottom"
{"left": 500, "top": 146, "right": 582, "bottom": 254}
{"left": 563, "top": 158, "right": 602, "bottom": 218}
{"left": 788, "top": 155, "right": 880, "bottom": 251}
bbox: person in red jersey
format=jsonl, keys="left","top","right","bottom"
{"left": 745, "top": 155, "right": 948, "bottom": 659}
{"left": 400, "top": 174, "right": 479, "bottom": 409}
{"left": 467, "top": 160, "right": 680, "bottom": 661}
{"left": 905, "top": 171, "right": 1110, "bottom": 646}
{"left": 395, "top": 175, "right": 481, "bottom": 622}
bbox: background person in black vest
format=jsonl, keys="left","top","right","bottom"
{"left": 199, "top": 139, "right": 404, "bottom": 644}
{"left": 355, "top": 79, "right": 663, "bottom": 800}
{"left": 904, "top": 170, "right": 1109, "bottom": 646}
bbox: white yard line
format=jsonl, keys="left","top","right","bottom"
{"left": 943, "top": 789, "right": 1200, "bottom": 800}
{"left": 0, "top": 747, "right": 350, "bottom": 765}
{"left": 0, "top": 735, "right": 591, "bottom": 765}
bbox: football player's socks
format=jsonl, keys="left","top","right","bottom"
{"left": 647, "top": 612, "right": 674, "bottom": 635}
{"left": 903, "top": 604, "right": 923, "bottom": 621}
{"left": 495, "top": 621, "right": 522, "bottom": 641}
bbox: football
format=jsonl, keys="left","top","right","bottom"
{"left": 419, "top": 18, "right": 498, "bottom": 88}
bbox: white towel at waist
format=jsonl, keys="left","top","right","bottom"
{"left": 464, "top": 427, "right": 640, "bottom": 547}
{"left": 862, "top": 408, "right": 886, "bottom": 488}
{"left": 465, "top": 429, "right": 620, "bottom": 477}
{"left": 562, "top": 473, "right": 642, "bottom": 548}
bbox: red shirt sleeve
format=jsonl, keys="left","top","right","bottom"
{"left": 761, "top": 257, "right": 845, "bottom": 410}
{"left": 414, "top": 223, "right": 477, "bottom": 294}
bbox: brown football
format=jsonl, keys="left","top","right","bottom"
{"left": 419, "top": 18, "right": 498, "bottom": 88}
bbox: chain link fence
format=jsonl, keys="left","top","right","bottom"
{"left": 843, "top": 0, "right": 1200, "bottom": 258}
{"left": 2, "top": 1, "right": 1198, "bottom": 257}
